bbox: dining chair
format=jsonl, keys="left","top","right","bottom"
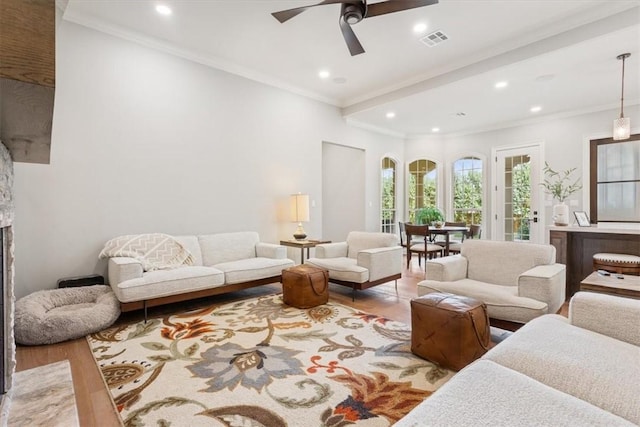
{"left": 398, "top": 221, "right": 408, "bottom": 249}
{"left": 399, "top": 222, "right": 424, "bottom": 266}
{"left": 404, "top": 223, "right": 444, "bottom": 269}
{"left": 399, "top": 222, "right": 424, "bottom": 245}
{"left": 449, "top": 224, "right": 482, "bottom": 254}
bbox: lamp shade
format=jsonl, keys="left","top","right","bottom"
{"left": 290, "top": 194, "right": 310, "bottom": 222}
{"left": 613, "top": 117, "right": 631, "bottom": 141}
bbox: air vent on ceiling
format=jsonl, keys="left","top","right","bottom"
{"left": 420, "top": 30, "right": 449, "bottom": 47}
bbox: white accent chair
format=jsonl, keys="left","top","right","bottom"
{"left": 306, "top": 231, "right": 402, "bottom": 300}
{"left": 417, "top": 239, "right": 566, "bottom": 324}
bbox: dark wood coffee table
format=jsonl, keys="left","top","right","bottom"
{"left": 580, "top": 271, "right": 640, "bottom": 299}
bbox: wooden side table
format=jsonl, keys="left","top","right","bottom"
{"left": 580, "top": 271, "right": 640, "bottom": 299}
{"left": 280, "top": 239, "right": 330, "bottom": 264}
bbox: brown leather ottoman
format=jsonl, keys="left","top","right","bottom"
{"left": 282, "top": 264, "right": 329, "bottom": 308}
{"left": 411, "top": 292, "right": 490, "bottom": 371}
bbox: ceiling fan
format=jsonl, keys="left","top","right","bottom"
{"left": 271, "top": 0, "right": 439, "bottom": 56}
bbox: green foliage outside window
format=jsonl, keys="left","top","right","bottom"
{"left": 453, "top": 159, "right": 483, "bottom": 225}
{"left": 381, "top": 158, "right": 396, "bottom": 233}
{"left": 408, "top": 159, "right": 437, "bottom": 222}
{"left": 513, "top": 162, "right": 531, "bottom": 240}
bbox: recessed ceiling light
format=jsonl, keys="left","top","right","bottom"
{"left": 494, "top": 81, "right": 508, "bottom": 89}
{"left": 386, "top": 112, "right": 396, "bottom": 119}
{"left": 431, "top": 127, "right": 440, "bottom": 132}
{"left": 318, "top": 70, "right": 330, "bottom": 79}
{"left": 155, "top": 4, "right": 172, "bottom": 15}
{"left": 413, "top": 23, "right": 427, "bottom": 33}
{"left": 530, "top": 106, "right": 542, "bottom": 113}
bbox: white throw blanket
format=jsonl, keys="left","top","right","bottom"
{"left": 99, "top": 233, "right": 194, "bottom": 271}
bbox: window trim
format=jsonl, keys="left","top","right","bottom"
{"left": 380, "top": 156, "right": 398, "bottom": 233}
{"left": 451, "top": 155, "right": 484, "bottom": 225}
{"left": 589, "top": 133, "right": 640, "bottom": 223}
{"left": 406, "top": 157, "right": 441, "bottom": 222}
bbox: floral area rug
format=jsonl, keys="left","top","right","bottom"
{"left": 88, "top": 294, "right": 454, "bottom": 426}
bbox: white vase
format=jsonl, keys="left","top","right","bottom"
{"left": 553, "top": 202, "right": 569, "bottom": 226}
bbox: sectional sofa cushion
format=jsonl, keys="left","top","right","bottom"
{"left": 483, "top": 314, "right": 640, "bottom": 424}
{"left": 112, "top": 265, "right": 224, "bottom": 303}
{"left": 462, "top": 239, "right": 555, "bottom": 286}
{"left": 346, "top": 231, "right": 398, "bottom": 259}
{"left": 306, "top": 257, "right": 369, "bottom": 283}
{"left": 418, "top": 278, "right": 548, "bottom": 323}
{"left": 174, "top": 235, "right": 204, "bottom": 266}
{"left": 396, "top": 359, "right": 635, "bottom": 427}
{"left": 198, "top": 232, "right": 260, "bottom": 265}
{"left": 213, "top": 257, "right": 294, "bottom": 285}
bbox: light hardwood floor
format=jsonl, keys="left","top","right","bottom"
{"left": 15, "top": 263, "right": 568, "bottom": 426}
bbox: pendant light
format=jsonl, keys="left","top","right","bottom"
{"left": 613, "top": 53, "right": 631, "bottom": 141}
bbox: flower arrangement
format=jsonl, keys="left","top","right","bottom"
{"left": 541, "top": 162, "right": 582, "bottom": 203}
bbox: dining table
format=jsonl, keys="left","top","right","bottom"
{"left": 429, "top": 226, "right": 469, "bottom": 256}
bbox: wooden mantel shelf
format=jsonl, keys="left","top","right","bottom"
{"left": 0, "top": 0, "right": 56, "bottom": 164}
{"left": 0, "top": 0, "right": 55, "bottom": 87}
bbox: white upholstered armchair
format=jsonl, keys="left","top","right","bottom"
{"left": 307, "top": 231, "right": 402, "bottom": 300}
{"left": 417, "top": 239, "right": 566, "bottom": 324}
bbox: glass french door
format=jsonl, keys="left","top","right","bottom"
{"left": 495, "top": 145, "right": 542, "bottom": 243}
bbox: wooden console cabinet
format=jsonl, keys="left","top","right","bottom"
{"left": 549, "top": 225, "right": 640, "bottom": 299}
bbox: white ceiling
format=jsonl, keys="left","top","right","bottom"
{"left": 62, "top": 0, "right": 640, "bottom": 137}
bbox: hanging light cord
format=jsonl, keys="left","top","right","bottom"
{"left": 618, "top": 53, "right": 630, "bottom": 119}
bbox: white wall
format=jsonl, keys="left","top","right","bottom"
{"left": 405, "top": 105, "right": 640, "bottom": 240}
{"left": 322, "top": 142, "right": 366, "bottom": 242}
{"left": 11, "top": 21, "right": 404, "bottom": 298}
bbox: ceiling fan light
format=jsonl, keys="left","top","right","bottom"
{"left": 343, "top": 5, "right": 363, "bottom": 24}
{"left": 613, "top": 117, "right": 631, "bottom": 141}
{"left": 345, "top": 13, "right": 362, "bottom": 24}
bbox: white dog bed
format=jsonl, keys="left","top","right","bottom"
{"left": 15, "top": 285, "right": 120, "bottom": 345}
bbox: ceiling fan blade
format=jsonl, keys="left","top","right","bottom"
{"left": 365, "top": 0, "right": 438, "bottom": 18}
{"left": 272, "top": 0, "right": 350, "bottom": 23}
{"left": 339, "top": 8, "right": 365, "bottom": 56}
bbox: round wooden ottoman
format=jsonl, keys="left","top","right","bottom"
{"left": 593, "top": 253, "right": 640, "bottom": 275}
{"left": 282, "top": 264, "right": 329, "bottom": 308}
{"left": 410, "top": 292, "right": 491, "bottom": 371}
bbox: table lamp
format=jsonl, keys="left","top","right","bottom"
{"left": 290, "top": 193, "right": 309, "bottom": 240}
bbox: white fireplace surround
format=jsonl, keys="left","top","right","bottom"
{"left": 0, "top": 140, "right": 16, "bottom": 422}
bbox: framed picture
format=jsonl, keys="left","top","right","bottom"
{"left": 574, "top": 211, "right": 590, "bottom": 227}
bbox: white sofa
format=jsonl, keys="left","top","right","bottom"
{"left": 306, "top": 231, "right": 402, "bottom": 300}
{"left": 397, "top": 292, "right": 640, "bottom": 426}
{"left": 107, "top": 232, "right": 294, "bottom": 313}
{"left": 417, "top": 239, "right": 566, "bottom": 323}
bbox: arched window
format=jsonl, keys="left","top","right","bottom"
{"left": 452, "top": 156, "right": 483, "bottom": 225}
{"left": 408, "top": 159, "right": 438, "bottom": 222}
{"left": 381, "top": 157, "right": 397, "bottom": 233}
